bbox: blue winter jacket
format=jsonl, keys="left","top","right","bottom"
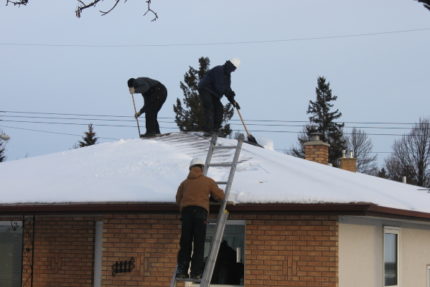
{"left": 198, "top": 61, "right": 236, "bottom": 99}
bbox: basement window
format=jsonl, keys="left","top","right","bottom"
{"left": 194, "top": 220, "right": 245, "bottom": 286}
{"left": 384, "top": 227, "right": 400, "bottom": 287}
{"left": 0, "top": 221, "right": 23, "bottom": 287}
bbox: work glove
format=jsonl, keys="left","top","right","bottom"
{"left": 129, "top": 87, "right": 135, "bottom": 94}
{"left": 135, "top": 111, "right": 142, "bottom": 118}
{"left": 227, "top": 95, "right": 240, "bottom": 109}
{"left": 232, "top": 101, "right": 240, "bottom": 110}
{"left": 226, "top": 92, "right": 236, "bottom": 105}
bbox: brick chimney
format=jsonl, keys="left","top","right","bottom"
{"left": 339, "top": 150, "right": 357, "bottom": 172}
{"left": 303, "top": 133, "right": 330, "bottom": 165}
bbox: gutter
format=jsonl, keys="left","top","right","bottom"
{"left": 1, "top": 202, "right": 430, "bottom": 221}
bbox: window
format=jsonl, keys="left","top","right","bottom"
{"left": 384, "top": 227, "right": 400, "bottom": 287}
{"left": 0, "top": 221, "right": 23, "bottom": 287}
{"left": 204, "top": 220, "right": 245, "bottom": 286}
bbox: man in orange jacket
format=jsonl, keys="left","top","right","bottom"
{"left": 175, "top": 158, "right": 225, "bottom": 280}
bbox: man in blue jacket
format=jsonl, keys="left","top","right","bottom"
{"left": 128, "top": 77, "right": 167, "bottom": 137}
{"left": 198, "top": 59, "right": 241, "bottom": 135}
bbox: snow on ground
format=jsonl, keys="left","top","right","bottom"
{"left": 0, "top": 133, "right": 429, "bottom": 214}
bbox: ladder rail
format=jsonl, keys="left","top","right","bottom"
{"left": 215, "top": 135, "right": 243, "bottom": 222}
{"left": 169, "top": 267, "right": 178, "bottom": 287}
{"left": 199, "top": 134, "right": 244, "bottom": 287}
{"left": 199, "top": 211, "right": 229, "bottom": 286}
{"left": 170, "top": 134, "right": 244, "bottom": 287}
{"left": 203, "top": 135, "right": 218, "bottom": 176}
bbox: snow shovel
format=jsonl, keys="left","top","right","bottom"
{"left": 129, "top": 92, "right": 142, "bottom": 137}
{"left": 236, "top": 108, "right": 261, "bottom": 147}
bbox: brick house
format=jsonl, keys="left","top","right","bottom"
{"left": 1, "top": 133, "right": 430, "bottom": 287}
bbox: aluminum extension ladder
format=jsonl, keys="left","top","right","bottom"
{"left": 170, "top": 134, "right": 244, "bottom": 287}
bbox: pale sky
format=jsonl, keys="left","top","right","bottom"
{"left": 1, "top": 0, "right": 430, "bottom": 166}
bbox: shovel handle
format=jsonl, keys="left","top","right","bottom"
{"left": 236, "top": 108, "right": 251, "bottom": 137}
{"left": 130, "top": 93, "right": 142, "bottom": 136}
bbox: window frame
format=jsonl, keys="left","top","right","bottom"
{"left": 0, "top": 221, "right": 23, "bottom": 287}
{"left": 93, "top": 221, "right": 103, "bottom": 287}
{"left": 383, "top": 226, "right": 400, "bottom": 287}
{"left": 188, "top": 220, "right": 245, "bottom": 287}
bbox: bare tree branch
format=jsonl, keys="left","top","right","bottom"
{"left": 5, "top": 0, "right": 28, "bottom": 6}
{"left": 385, "top": 118, "right": 430, "bottom": 187}
{"left": 346, "top": 128, "right": 378, "bottom": 175}
{"left": 75, "top": 0, "right": 157, "bottom": 19}
{"left": 417, "top": 0, "right": 430, "bottom": 11}
{"left": 75, "top": 0, "right": 102, "bottom": 18}
{"left": 5, "top": 0, "right": 429, "bottom": 19}
{"left": 100, "top": 0, "right": 121, "bottom": 16}
{"left": 143, "top": 0, "right": 158, "bottom": 22}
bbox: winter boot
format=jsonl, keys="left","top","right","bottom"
{"left": 175, "top": 266, "right": 189, "bottom": 279}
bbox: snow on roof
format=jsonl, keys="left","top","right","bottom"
{"left": 0, "top": 133, "right": 429, "bottom": 214}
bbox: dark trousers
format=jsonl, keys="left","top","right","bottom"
{"left": 141, "top": 84, "right": 167, "bottom": 134}
{"left": 199, "top": 89, "right": 223, "bottom": 133}
{"left": 177, "top": 206, "right": 208, "bottom": 276}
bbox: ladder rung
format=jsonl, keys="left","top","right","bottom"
{"left": 194, "top": 133, "right": 243, "bottom": 287}
{"left": 214, "top": 145, "right": 237, "bottom": 150}
{"left": 216, "top": 181, "right": 228, "bottom": 185}
{"left": 208, "top": 163, "right": 233, "bottom": 167}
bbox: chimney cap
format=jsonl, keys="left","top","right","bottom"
{"left": 304, "top": 130, "right": 329, "bottom": 147}
{"left": 309, "top": 132, "right": 322, "bottom": 142}
{"left": 0, "top": 134, "right": 9, "bottom": 141}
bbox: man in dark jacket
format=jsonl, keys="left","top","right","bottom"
{"left": 127, "top": 77, "right": 167, "bottom": 137}
{"left": 175, "top": 158, "right": 225, "bottom": 280}
{"left": 198, "top": 58, "right": 241, "bottom": 135}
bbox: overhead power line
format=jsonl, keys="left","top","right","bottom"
{"left": 2, "top": 110, "right": 427, "bottom": 140}
{"left": 0, "top": 110, "right": 130, "bottom": 118}
{"left": 0, "top": 115, "right": 417, "bottom": 130}
{"left": 0, "top": 124, "right": 119, "bottom": 140}
{"left": 0, "top": 27, "right": 429, "bottom": 48}
{"left": 0, "top": 110, "right": 419, "bottom": 125}
{"left": 0, "top": 119, "right": 420, "bottom": 137}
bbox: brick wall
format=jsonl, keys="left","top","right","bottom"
{"left": 339, "top": 158, "right": 357, "bottom": 172}
{"left": 22, "top": 216, "right": 34, "bottom": 287}
{"left": 31, "top": 216, "right": 95, "bottom": 287}
{"left": 304, "top": 142, "right": 330, "bottom": 165}
{"left": 100, "top": 213, "right": 338, "bottom": 287}
{"left": 101, "top": 213, "right": 180, "bottom": 287}
{"left": 6, "top": 212, "right": 338, "bottom": 287}
{"left": 236, "top": 214, "right": 338, "bottom": 287}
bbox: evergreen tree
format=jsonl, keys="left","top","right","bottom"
{"left": 0, "top": 140, "right": 5, "bottom": 162}
{"left": 0, "top": 131, "right": 8, "bottom": 162}
{"left": 78, "top": 124, "right": 98, "bottom": 148}
{"left": 291, "top": 77, "right": 347, "bottom": 166}
{"left": 173, "top": 57, "right": 233, "bottom": 137}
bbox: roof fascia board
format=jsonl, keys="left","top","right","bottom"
{"left": 0, "top": 203, "right": 429, "bottom": 222}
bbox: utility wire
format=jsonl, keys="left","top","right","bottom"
{"left": 0, "top": 111, "right": 423, "bottom": 136}
{"left": 1, "top": 28, "right": 429, "bottom": 48}
{"left": 0, "top": 124, "right": 120, "bottom": 140}
{"left": 0, "top": 119, "right": 419, "bottom": 137}
{"left": 0, "top": 110, "right": 419, "bottom": 125}
{"left": 0, "top": 115, "right": 416, "bottom": 130}
{"left": 0, "top": 124, "right": 394, "bottom": 155}
{"left": 0, "top": 110, "right": 131, "bottom": 118}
